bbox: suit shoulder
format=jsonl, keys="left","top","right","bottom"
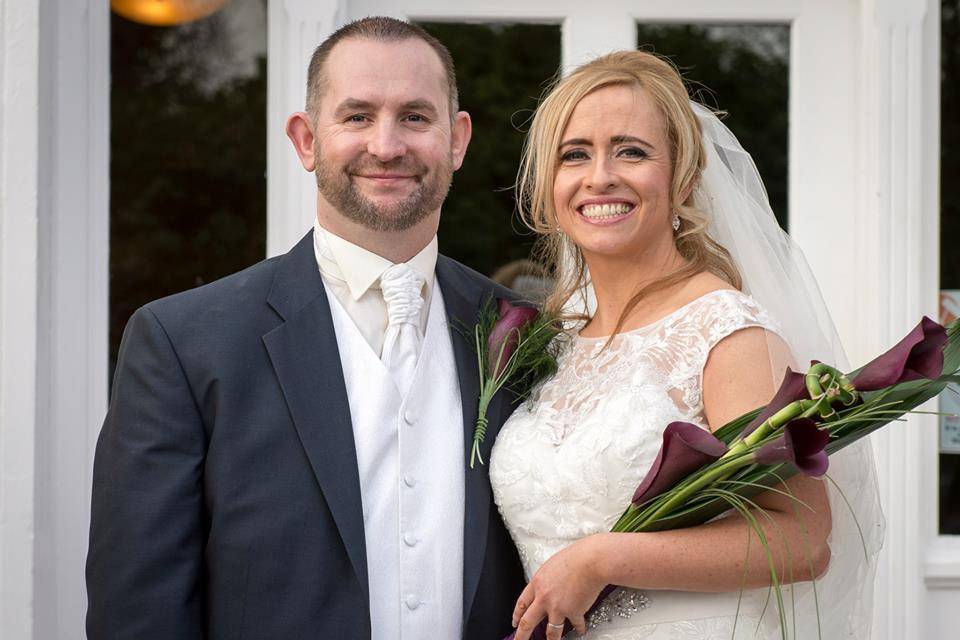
{"left": 140, "top": 254, "right": 283, "bottom": 327}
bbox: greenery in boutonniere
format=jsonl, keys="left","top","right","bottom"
{"left": 466, "top": 298, "right": 561, "bottom": 468}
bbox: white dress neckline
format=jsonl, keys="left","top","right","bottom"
{"left": 575, "top": 288, "right": 742, "bottom": 342}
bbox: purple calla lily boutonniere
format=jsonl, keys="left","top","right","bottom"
{"left": 506, "top": 316, "right": 960, "bottom": 640}
{"left": 467, "top": 298, "right": 560, "bottom": 468}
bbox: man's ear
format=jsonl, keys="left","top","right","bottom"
{"left": 285, "top": 112, "right": 317, "bottom": 172}
{"left": 450, "top": 111, "right": 472, "bottom": 171}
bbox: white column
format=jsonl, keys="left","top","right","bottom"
{"left": 33, "top": 0, "right": 110, "bottom": 637}
{"left": 0, "top": 0, "right": 39, "bottom": 637}
{"left": 267, "top": 0, "right": 347, "bottom": 257}
{"left": 855, "top": 1, "right": 940, "bottom": 638}
{"left": 562, "top": 9, "right": 636, "bottom": 73}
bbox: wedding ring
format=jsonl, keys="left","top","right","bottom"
{"left": 546, "top": 622, "right": 564, "bottom": 629}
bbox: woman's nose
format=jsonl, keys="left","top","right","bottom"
{"left": 584, "top": 156, "right": 618, "bottom": 191}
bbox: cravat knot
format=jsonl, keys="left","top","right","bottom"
{"left": 379, "top": 263, "right": 425, "bottom": 397}
{"left": 380, "top": 263, "right": 425, "bottom": 328}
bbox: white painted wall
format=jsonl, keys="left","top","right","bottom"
{"left": 33, "top": 0, "right": 110, "bottom": 637}
{"left": 1, "top": 0, "right": 40, "bottom": 636}
{"left": 854, "top": 1, "right": 948, "bottom": 638}
{"left": 1, "top": 0, "right": 108, "bottom": 637}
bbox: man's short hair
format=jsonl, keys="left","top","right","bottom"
{"left": 306, "top": 16, "right": 459, "bottom": 121}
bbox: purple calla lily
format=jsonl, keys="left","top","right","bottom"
{"left": 742, "top": 368, "right": 809, "bottom": 437}
{"left": 488, "top": 299, "right": 539, "bottom": 378}
{"left": 851, "top": 316, "right": 948, "bottom": 391}
{"left": 631, "top": 421, "right": 729, "bottom": 507}
{"left": 755, "top": 417, "right": 830, "bottom": 477}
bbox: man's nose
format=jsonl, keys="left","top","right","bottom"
{"left": 366, "top": 120, "right": 406, "bottom": 163}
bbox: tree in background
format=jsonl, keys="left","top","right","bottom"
{"left": 636, "top": 24, "right": 790, "bottom": 230}
{"left": 110, "top": 2, "right": 267, "bottom": 369}
{"left": 943, "top": 0, "right": 959, "bottom": 291}
{"left": 419, "top": 23, "right": 561, "bottom": 277}
{"left": 939, "top": 0, "right": 960, "bottom": 536}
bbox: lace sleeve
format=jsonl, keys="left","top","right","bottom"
{"left": 697, "top": 290, "right": 781, "bottom": 356}
{"left": 664, "top": 290, "right": 783, "bottom": 420}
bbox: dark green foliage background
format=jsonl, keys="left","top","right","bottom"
{"left": 635, "top": 24, "right": 790, "bottom": 230}
{"left": 110, "top": 7, "right": 267, "bottom": 369}
{"left": 417, "top": 23, "right": 561, "bottom": 277}
{"left": 943, "top": 1, "right": 960, "bottom": 292}
{"left": 940, "top": 0, "right": 960, "bottom": 535}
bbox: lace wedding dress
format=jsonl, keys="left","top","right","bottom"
{"left": 489, "top": 289, "right": 784, "bottom": 640}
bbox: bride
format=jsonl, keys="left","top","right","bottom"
{"left": 489, "top": 51, "right": 883, "bottom": 640}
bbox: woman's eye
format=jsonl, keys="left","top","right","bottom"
{"left": 618, "top": 146, "right": 648, "bottom": 159}
{"left": 560, "top": 149, "right": 588, "bottom": 162}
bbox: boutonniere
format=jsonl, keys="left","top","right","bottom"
{"left": 466, "top": 298, "right": 560, "bottom": 468}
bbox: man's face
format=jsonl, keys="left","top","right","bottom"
{"left": 311, "top": 38, "right": 464, "bottom": 232}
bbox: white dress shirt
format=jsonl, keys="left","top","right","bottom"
{"left": 312, "top": 220, "right": 437, "bottom": 356}
{"left": 313, "top": 220, "right": 464, "bottom": 638}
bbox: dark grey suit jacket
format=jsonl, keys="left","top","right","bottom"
{"left": 86, "top": 231, "right": 526, "bottom": 639}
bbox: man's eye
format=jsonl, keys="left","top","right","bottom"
{"left": 405, "top": 114, "right": 428, "bottom": 123}
{"left": 560, "top": 149, "right": 588, "bottom": 162}
{"left": 345, "top": 114, "right": 368, "bottom": 123}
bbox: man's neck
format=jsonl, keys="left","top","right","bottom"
{"left": 315, "top": 209, "right": 438, "bottom": 264}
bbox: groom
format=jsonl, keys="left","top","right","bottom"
{"left": 86, "top": 16, "right": 524, "bottom": 640}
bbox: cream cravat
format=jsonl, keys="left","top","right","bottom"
{"left": 379, "top": 263, "right": 425, "bottom": 396}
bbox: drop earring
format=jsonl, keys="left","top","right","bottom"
{"left": 672, "top": 212, "right": 681, "bottom": 232}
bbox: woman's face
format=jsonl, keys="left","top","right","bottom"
{"left": 552, "top": 84, "right": 674, "bottom": 265}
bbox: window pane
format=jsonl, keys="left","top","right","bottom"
{"left": 940, "top": 0, "right": 960, "bottom": 536}
{"left": 109, "top": 0, "right": 267, "bottom": 372}
{"left": 636, "top": 24, "right": 790, "bottom": 230}
{"left": 417, "top": 22, "right": 561, "bottom": 281}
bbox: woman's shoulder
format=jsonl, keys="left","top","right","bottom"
{"left": 674, "top": 273, "right": 779, "bottom": 338}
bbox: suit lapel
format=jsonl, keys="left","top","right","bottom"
{"left": 262, "top": 232, "right": 369, "bottom": 601}
{"left": 435, "top": 256, "right": 502, "bottom": 624}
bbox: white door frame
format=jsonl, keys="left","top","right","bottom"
{"left": 1, "top": 0, "right": 110, "bottom": 637}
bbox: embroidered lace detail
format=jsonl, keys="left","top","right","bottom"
{"left": 490, "top": 290, "right": 779, "bottom": 639}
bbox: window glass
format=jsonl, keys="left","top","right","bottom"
{"left": 939, "top": 0, "right": 960, "bottom": 536}
{"left": 109, "top": 0, "right": 267, "bottom": 371}
{"left": 636, "top": 24, "right": 790, "bottom": 230}
{"left": 417, "top": 22, "right": 561, "bottom": 285}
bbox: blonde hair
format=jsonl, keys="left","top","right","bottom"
{"left": 517, "top": 50, "right": 741, "bottom": 336}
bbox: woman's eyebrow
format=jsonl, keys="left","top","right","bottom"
{"left": 559, "top": 135, "right": 654, "bottom": 148}
{"left": 559, "top": 137, "right": 591, "bottom": 148}
{"left": 610, "top": 135, "right": 654, "bottom": 148}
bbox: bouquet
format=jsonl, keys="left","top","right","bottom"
{"left": 507, "top": 316, "right": 960, "bottom": 640}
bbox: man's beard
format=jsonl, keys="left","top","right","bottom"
{"left": 315, "top": 150, "right": 453, "bottom": 232}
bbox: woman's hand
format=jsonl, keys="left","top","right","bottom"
{"left": 512, "top": 534, "right": 611, "bottom": 640}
